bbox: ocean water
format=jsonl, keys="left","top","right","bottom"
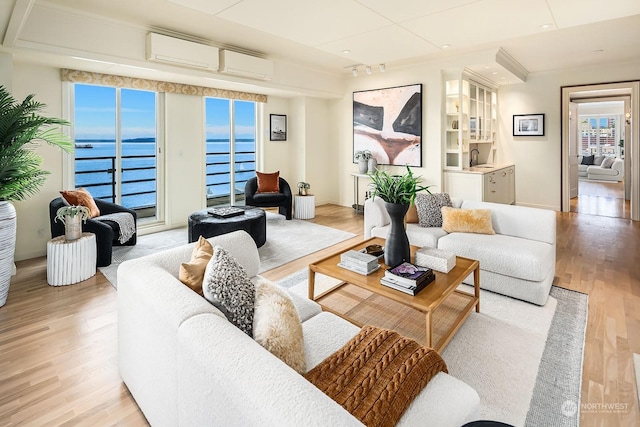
{"left": 74, "top": 139, "right": 255, "bottom": 209}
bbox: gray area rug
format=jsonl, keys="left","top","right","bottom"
{"left": 99, "top": 213, "right": 355, "bottom": 287}
{"left": 278, "top": 269, "right": 587, "bottom": 426}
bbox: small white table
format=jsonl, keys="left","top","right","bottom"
{"left": 46, "top": 232, "right": 97, "bottom": 286}
{"left": 294, "top": 195, "right": 315, "bottom": 219}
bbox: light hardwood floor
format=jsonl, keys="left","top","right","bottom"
{"left": 1, "top": 204, "right": 639, "bottom": 426}
{"left": 571, "top": 179, "right": 630, "bottom": 219}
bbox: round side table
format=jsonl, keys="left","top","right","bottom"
{"left": 47, "top": 232, "right": 97, "bottom": 286}
{"left": 294, "top": 195, "right": 315, "bottom": 220}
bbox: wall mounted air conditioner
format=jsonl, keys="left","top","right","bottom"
{"left": 146, "top": 33, "right": 219, "bottom": 71}
{"left": 219, "top": 50, "right": 274, "bottom": 80}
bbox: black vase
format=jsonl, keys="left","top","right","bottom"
{"left": 384, "top": 202, "right": 410, "bottom": 267}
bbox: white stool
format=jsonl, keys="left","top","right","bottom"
{"left": 47, "top": 232, "right": 97, "bottom": 286}
{"left": 294, "top": 195, "right": 315, "bottom": 219}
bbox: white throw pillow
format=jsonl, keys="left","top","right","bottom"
{"left": 202, "top": 246, "right": 255, "bottom": 336}
{"left": 600, "top": 157, "right": 615, "bottom": 169}
{"left": 253, "top": 279, "right": 306, "bottom": 374}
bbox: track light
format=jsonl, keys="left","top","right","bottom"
{"left": 379, "top": 63, "right": 386, "bottom": 72}
{"left": 365, "top": 65, "right": 372, "bottom": 75}
{"left": 352, "top": 66, "right": 358, "bottom": 77}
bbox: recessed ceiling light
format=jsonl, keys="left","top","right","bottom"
{"left": 592, "top": 49, "right": 604, "bottom": 53}
{"left": 500, "top": 77, "right": 506, "bottom": 80}
{"left": 540, "top": 24, "right": 552, "bottom": 29}
{"left": 441, "top": 44, "right": 451, "bottom": 49}
{"left": 491, "top": 71, "right": 498, "bottom": 75}
{"left": 342, "top": 49, "right": 351, "bottom": 54}
{"left": 484, "top": 66, "right": 490, "bottom": 69}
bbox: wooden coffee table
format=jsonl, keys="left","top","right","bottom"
{"left": 308, "top": 237, "right": 480, "bottom": 352}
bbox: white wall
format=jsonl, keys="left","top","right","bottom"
{"left": 0, "top": 52, "right": 12, "bottom": 90}
{"left": 12, "top": 63, "right": 67, "bottom": 260}
{"left": 498, "top": 60, "right": 640, "bottom": 210}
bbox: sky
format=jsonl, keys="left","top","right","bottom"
{"left": 74, "top": 84, "right": 256, "bottom": 140}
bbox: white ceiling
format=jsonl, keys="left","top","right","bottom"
{"left": 1, "top": 0, "right": 640, "bottom": 86}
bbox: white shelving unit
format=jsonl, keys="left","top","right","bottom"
{"left": 444, "top": 75, "right": 497, "bottom": 170}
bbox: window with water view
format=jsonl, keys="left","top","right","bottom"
{"left": 73, "top": 84, "right": 158, "bottom": 219}
{"left": 205, "top": 98, "right": 256, "bottom": 206}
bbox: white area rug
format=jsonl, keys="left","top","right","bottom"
{"left": 278, "top": 270, "right": 587, "bottom": 427}
{"left": 99, "top": 213, "right": 354, "bottom": 287}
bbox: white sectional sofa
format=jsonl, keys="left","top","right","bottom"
{"left": 117, "top": 230, "right": 480, "bottom": 427}
{"left": 579, "top": 155, "right": 624, "bottom": 181}
{"left": 365, "top": 198, "right": 556, "bottom": 306}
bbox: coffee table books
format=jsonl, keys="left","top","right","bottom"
{"left": 380, "top": 273, "right": 434, "bottom": 296}
{"left": 207, "top": 206, "right": 245, "bottom": 218}
{"left": 385, "top": 262, "right": 434, "bottom": 287}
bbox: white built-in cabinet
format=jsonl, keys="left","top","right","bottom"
{"left": 444, "top": 165, "right": 515, "bottom": 205}
{"left": 444, "top": 76, "right": 497, "bottom": 170}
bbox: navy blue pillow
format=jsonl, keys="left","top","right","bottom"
{"left": 581, "top": 155, "right": 594, "bottom": 165}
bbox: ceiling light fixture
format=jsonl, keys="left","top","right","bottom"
{"left": 540, "top": 24, "right": 552, "bottom": 29}
{"left": 352, "top": 66, "right": 359, "bottom": 77}
{"left": 342, "top": 49, "right": 351, "bottom": 54}
{"left": 491, "top": 71, "right": 498, "bottom": 75}
{"left": 441, "top": 44, "right": 451, "bottom": 49}
{"left": 379, "top": 63, "right": 386, "bottom": 72}
{"left": 365, "top": 65, "right": 372, "bottom": 75}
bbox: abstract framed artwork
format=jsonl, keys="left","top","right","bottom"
{"left": 270, "top": 114, "right": 287, "bottom": 141}
{"left": 513, "top": 114, "right": 545, "bottom": 136}
{"left": 353, "top": 83, "right": 422, "bottom": 167}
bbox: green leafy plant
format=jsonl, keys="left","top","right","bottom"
{"left": 55, "top": 205, "right": 90, "bottom": 224}
{"left": 0, "top": 86, "right": 73, "bottom": 201}
{"left": 354, "top": 150, "right": 372, "bottom": 161}
{"left": 368, "top": 165, "right": 432, "bottom": 205}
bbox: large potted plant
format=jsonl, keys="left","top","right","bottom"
{"left": 0, "top": 86, "right": 73, "bottom": 307}
{"left": 369, "top": 166, "right": 432, "bottom": 266}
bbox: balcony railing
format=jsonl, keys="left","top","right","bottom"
{"left": 75, "top": 151, "right": 256, "bottom": 215}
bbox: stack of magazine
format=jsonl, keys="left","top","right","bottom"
{"left": 338, "top": 250, "right": 380, "bottom": 275}
{"left": 381, "top": 262, "right": 435, "bottom": 295}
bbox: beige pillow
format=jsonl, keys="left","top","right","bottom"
{"left": 253, "top": 279, "right": 306, "bottom": 374}
{"left": 60, "top": 188, "right": 100, "bottom": 218}
{"left": 441, "top": 206, "right": 495, "bottom": 235}
{"left": 179, "top": 236, "right": 213, "bottom": 295}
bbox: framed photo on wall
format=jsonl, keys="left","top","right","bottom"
{"left": 513, "top": 114, "right": 545, "bottom": 136}
{"left": 353, "top": 83, "right": 422, "bottom": 167}
{"left": 270, "top": 114, "right": 287, "bottom": 141}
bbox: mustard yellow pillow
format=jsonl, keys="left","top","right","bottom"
{"left": 179, "top": 236, "right": 214, "bottom": 295}
{"left": 441, "top": 206, "right": 495, "bottom": 235}
{"left": 60, "top": 188, "right": 100, "bottom": 218}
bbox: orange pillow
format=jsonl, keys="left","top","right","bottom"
{"left": 179, "top": 236, "right": 214, "bottom": 295}
{"left": 256, "top": 171, "right": 280, "bottom": 193}
{"left": 60, "top": 188, "right": 100, "bottom": 218}
{"left": 405, "top": 204, "right": 419, "bottom": 223}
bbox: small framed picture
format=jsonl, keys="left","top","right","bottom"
{"left": 270, "top": 114, "right": 287, "bottom": 141}
{"left": 513, "top": 114, "right": 545, "bottom": 136}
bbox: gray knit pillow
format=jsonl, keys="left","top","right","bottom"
{"left": 202, "top": 246, "right": 255, "bottom": 336}
{"left": 600, "top": 157, "right": 615, "bottom": 168}
{"left": 416, "top": 193, "right": 452, "bottom": 228}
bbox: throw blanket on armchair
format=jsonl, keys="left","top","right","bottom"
{"left": 94, "top": 212, "right": 135, "bottom": 244}
{"left": 304, "top": 326, "right": 447, "bottom": 427}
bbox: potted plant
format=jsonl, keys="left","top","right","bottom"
{"left": 354, "top": 150, "right": 372, "bottom": 174}
{"left": 0, "top": 86, "right": 73, "bottom": 307}
{"left": 369, "top": 166, "right": 432, "bottom": 266}
{"left": 55, "top": 205, "right": 90, "bottom": 241}
{"left": 297, "top": 181, "right": 311, "bottom": 196}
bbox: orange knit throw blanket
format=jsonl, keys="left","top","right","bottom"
{"left": 304, "top": 326, "right": 447, "bottom": 427}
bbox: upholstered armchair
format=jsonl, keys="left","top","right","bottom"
{"left": 244, "top": 177, "right": 293, "bottom": 220}
{"left": 49, "top": 197, "right": 137, "bottom": 267}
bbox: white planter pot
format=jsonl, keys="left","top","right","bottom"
{"left": 358, "top": 159, "right": 368, "bottom": 174}
{"left": 0, "top": 201, "right": 17, "bottom": 307}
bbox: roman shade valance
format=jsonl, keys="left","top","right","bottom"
{"left": 61, "top": 68, "right": 267, "bottom": 103}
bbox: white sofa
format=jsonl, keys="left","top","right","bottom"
{"left": 578, "top": 155, "right": 624, "bottom": 181}
{"left": 365, "top": 198, "right": 556, "bottom": 306}
{"left": 118, "top": 230, "right": 480, "bottom": 427}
